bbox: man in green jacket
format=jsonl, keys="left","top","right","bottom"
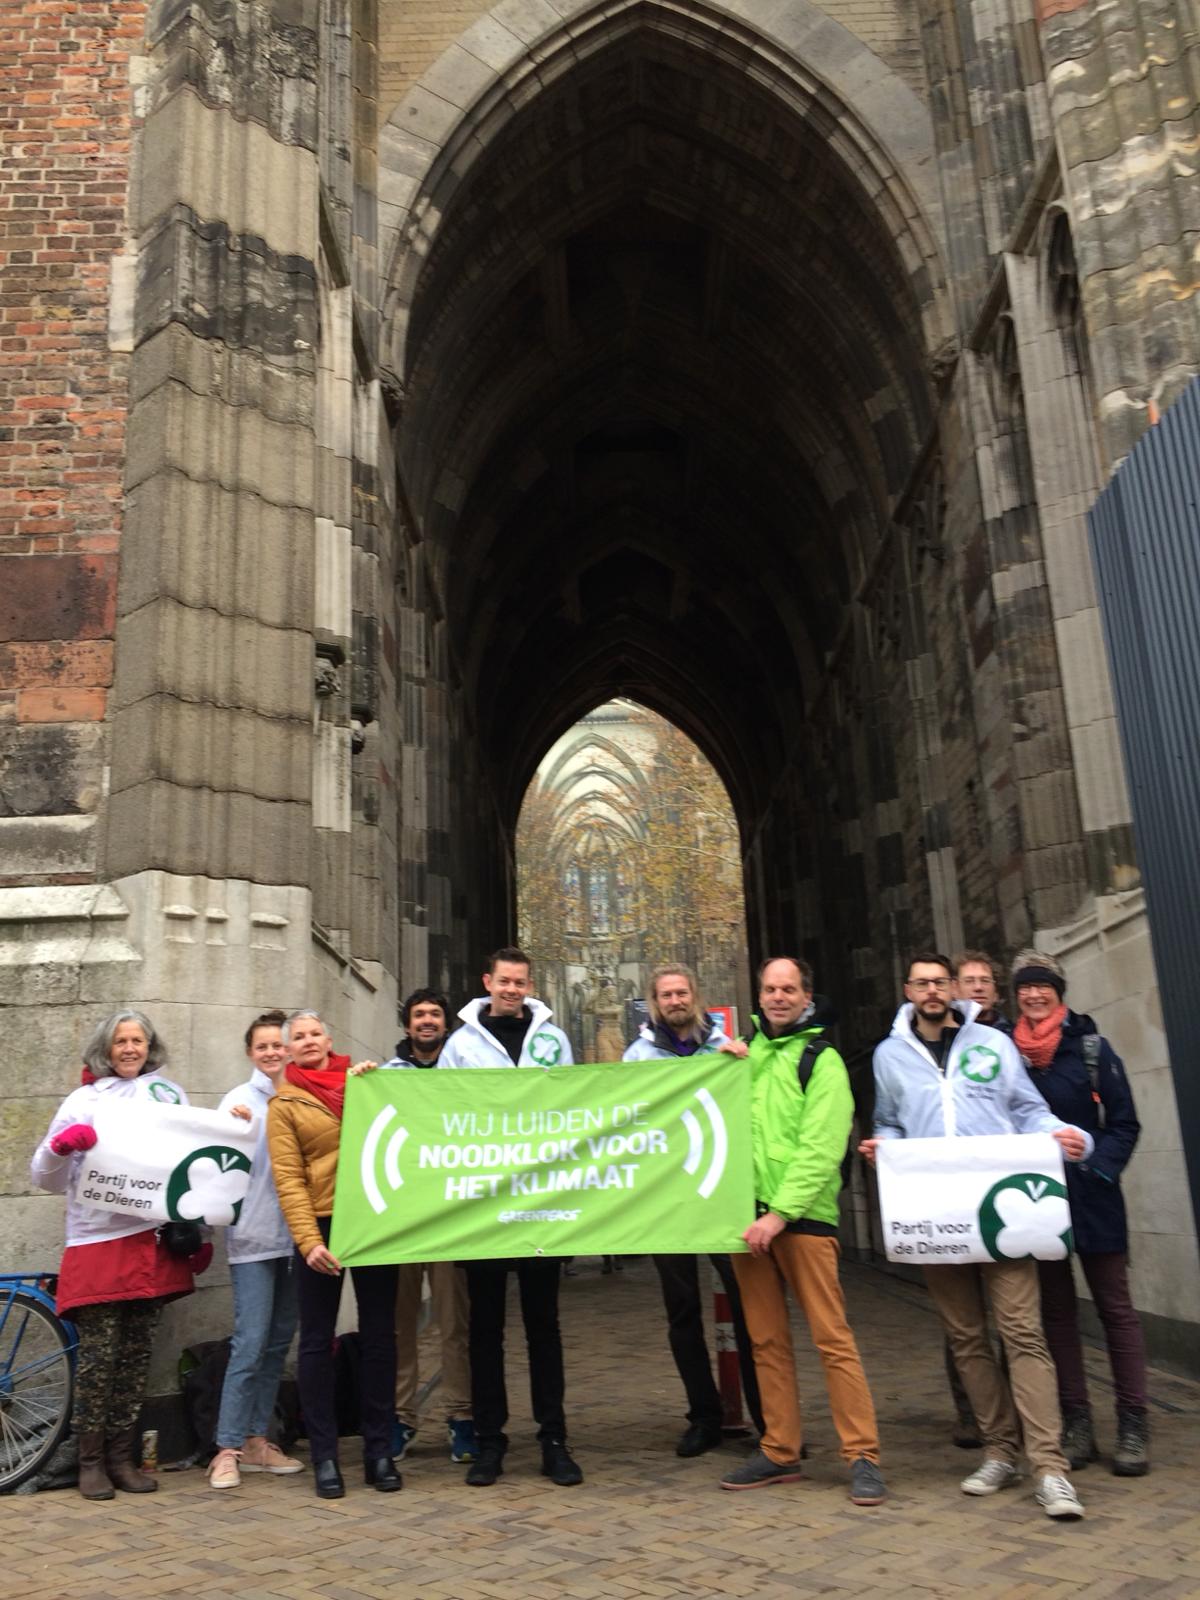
{"left": 720, "top": 956, "right": 885, "bottom": 1505}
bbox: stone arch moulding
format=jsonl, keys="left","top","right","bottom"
{"left": 377, "top": 0, "right": 950, "bottom": 384}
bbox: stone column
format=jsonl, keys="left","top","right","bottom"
{"left": 1039, "top": 0, "right": 1200, "bottom": 463}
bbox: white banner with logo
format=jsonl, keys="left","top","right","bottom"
{"left": 78, "top": 1103, "right": 258, "bottom": 1226}
{"left": 876, "top": 1133, "right": 1072, "bottom": 1266}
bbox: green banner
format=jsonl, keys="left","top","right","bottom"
{"left": 329, "top": 1058, "right": 754, "bottom": 1264}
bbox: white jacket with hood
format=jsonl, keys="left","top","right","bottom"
{"left": 439, "top": 997, "right": 574, "bottom": 1068}
{"left": 31, "top": 1069, "right": 191, "bottom": 1248}
{"left": 622, "top": 1015, "right": 730, "bottom": 1061}
{"left": 217, "top": 1068, "right": 293, "bottom": 1264}
{"left": 872, "top": 1000, "right": 1093, "bottom": 1154}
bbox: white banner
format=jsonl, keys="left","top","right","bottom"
{"left": 78, "top": 1102, "right": 259, "bottom": 1226}
{"left": 876, "top": 1133, "right": 1072, "bottom": 1266}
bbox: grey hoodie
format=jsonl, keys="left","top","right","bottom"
{"left": 872, "top": 1000, "right": 1093, "bottom": 1155}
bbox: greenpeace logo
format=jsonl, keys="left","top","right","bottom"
{"left": 497, "top": 1208, "right": 581, "bottom": 1224}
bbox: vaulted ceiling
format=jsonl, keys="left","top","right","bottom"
{"left": 396, "top": 24, "right": 935, "bottom": 831}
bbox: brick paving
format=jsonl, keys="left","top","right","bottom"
{"left": 5, "top": 1259, "right": 1199, "bottom": 1600}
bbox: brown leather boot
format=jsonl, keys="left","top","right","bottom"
{"left": 105, "top": 1426, "right": 158, "bottom": 1493}
{"left": 77, "top": 1431, "right": 115, "bottom": 1500}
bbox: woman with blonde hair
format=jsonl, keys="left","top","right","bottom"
{"left": 207, "top": 1009, "right": 304, "bottom": 1489}
{"left": 267, "top": 1010, "right": 400, "bottom": 1499}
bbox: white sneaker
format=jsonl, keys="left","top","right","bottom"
{"left": 960, "top": 1458, "right": 1020, "bottom": 1495}
{"left": 1035, "top": 1472, "right": 1085, "bottom": 1519}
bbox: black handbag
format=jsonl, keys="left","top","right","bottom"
{"left": 158, "top": 1220, "right": 203, "bottom": 1257}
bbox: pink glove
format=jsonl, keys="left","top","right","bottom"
{"left": 50, "top": 1123, "right": 97, "bottom": 1156}
{"left": 189, "top": 1243, "right": 214, "bottom": 1276}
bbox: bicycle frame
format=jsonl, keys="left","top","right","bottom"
{"left": 0, "top": 1275, "right": 78, "bottom": 1386}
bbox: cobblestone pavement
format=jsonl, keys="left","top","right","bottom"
{"left": 5, "top": 1259, "right": 1199, "bottom": 1600}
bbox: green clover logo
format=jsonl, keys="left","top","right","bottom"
{"left": 167, "top": 1145, "right": 253, "bottom": 1226}
{"left": 959, "top": 1045, "right": 1001, "bottom": 1084}
{"left": 528, "top": 1032, "right": 562, "bottom": 1066}
{"left": 979, "top": 1172, "right": 1072, "bottom": 1262}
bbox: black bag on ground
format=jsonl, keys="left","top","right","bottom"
{"left": 180, "top": 1338, "right": 231, "bottom": 1460}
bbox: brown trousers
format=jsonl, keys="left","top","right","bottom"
{"left": 923, "top": 1259, "right": 1067, "bottom": 1476}
{"left": 733, "top": 1233, "right": 880, "bottom": 1466}
{"left": 394, "top": 1261, "right": 472, "bottom": 1425}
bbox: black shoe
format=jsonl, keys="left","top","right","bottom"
{"left": 466, "top": 1445, "right": 504, "bottom": 1486}
{"left": 1061, "top": 1406, "right": 1099, "bottom": 1470}
{"left": 1113, "top": 1406, "right": 1150, "bottom": 1476}
{"left": 364, "top": 1455, "right": 402, "bottom": 1491}
{"left": 314, "top": 1459, "right": 345, "bottom": 1499}
{"left": 676, "top": 1422, "right": 723, "bottom": 1458}
{"left": 541, "top": 1440, "right": 583, "bottom": 1486}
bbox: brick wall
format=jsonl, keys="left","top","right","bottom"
{"left": 0, "top": 0, "right": 143, "bottom": 880}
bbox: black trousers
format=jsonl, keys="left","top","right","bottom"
{"left": 653, "top": 1252, "right": 765, "bottom": 1434}
{"left": 295, "top": 1217, "right": 398, "bottom": 1464}
{"left": 466, "top": 1258, "right": 566, "bottom": 1450}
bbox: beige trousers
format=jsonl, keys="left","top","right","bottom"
{"left": 923, "top": 1259, "right": 1067, "bottom": 1476}
{"left": 394, "top": 1261, "right": 472, "bottom": 1426}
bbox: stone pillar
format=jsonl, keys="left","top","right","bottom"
{"left": 1039, "top": 0, "right": 1200, "bottom": 463}
{"left": 1005, "top": 246, "right": 1136, "bottom": 894}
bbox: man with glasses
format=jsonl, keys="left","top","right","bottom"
{"left": 861, "top": 953, "right": 1093, "bottom": 1522}
{"left": 953, "top": 951, "right": 1010, "bottom": 1033}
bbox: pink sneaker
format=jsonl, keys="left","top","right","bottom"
{"left": 240, "top": 1438, "right": 304, "bottom": 1475}
{"left": 208, "top": 1448, "right": 241, "bottom": 1489}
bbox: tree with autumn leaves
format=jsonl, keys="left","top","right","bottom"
{"left": 516, "top": 704, "right": 746, "bottom": 1005}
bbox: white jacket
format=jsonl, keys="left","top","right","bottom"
{"left": 217, "top": 1069, "right": 293, "bottom": 1264}
{"left": 439, "top": 997, "right": 574, "bottom": 1069}
{"left": 31, "top": 1070, "right": 191, "bottom": 1248}
{"left": 872, "top": 1001, "right": 1093, "bottom": 1154}
{"left": 622, "top": 1016, "right": 730, "bottom": 1061}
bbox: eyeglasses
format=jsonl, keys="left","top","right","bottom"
{"left": 1017, "top": 982, "right": 1058, "bottom": 994}
{"left": 908, "top": 978, "right": 950, "bottom": 991}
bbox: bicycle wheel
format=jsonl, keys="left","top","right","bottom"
{"left": 0, "top": 1290, "right": 74, "bottom": 1492}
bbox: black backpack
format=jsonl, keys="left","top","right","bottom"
{"left": 1081, "top": 1033, "right": 1104, "bottom": 1127}
{"left": 794, "top": 1028, "right": 865, "bottom": 1183}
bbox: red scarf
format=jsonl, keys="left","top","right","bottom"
{"left": 1014, "top": 1003, "right": 1068, "bottom": 1069}
{"left": 285, "top": 1054, "right": 351, "bottom": 1118}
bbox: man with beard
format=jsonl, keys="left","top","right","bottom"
{"left": 380, "top": 990, "right": 476, "bottom": 1465}
{"left": 863, "top": 952, "right": 1092, "bottom": 1521}
{"left": 623, "top": 964, "right": 765, "bottom": 1455}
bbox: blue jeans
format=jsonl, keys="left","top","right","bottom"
{"left": 215, "top": 1256, "right": 298, "bottom": 1448}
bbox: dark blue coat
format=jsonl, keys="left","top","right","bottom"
{"left": 1021, "top": 1011, "right": 1140, "bottom": 1254}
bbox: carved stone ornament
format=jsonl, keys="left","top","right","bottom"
{"left": 314, "top": 658, "right": 341, "bottom": 697}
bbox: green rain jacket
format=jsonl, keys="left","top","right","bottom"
{"left": 746, "top": 998, "right": 852, "bottom": 1230}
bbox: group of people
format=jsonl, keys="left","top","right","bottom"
{"left": 31, "top": 940, "right": 1147, "bottom": 1524}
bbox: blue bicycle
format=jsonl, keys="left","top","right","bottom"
{"left": 0, "top": 1274, "right": 77, "bottom": 1491}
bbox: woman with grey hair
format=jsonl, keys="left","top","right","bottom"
{"left": 31, "top": 1010, "right": 213, "bottom": 1500}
